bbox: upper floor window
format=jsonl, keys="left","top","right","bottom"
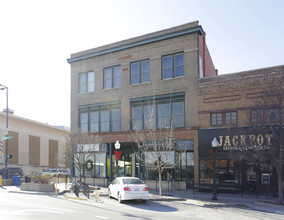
{"left": 162, "top": 53, "right": 184, "bottom": 79}
{"left": 104, "top": 66, "right": 121, "bottom": 89}
{"left": 251, "top": 108, "right": 280, "bottom": 124}
{"left": 79, "top": 71, "right": 94, "bottom": 93}
{"left": 251, "top": 109, "right": 264, "bottom": 124}
{"left": 131, "top": 60, "right": 150, "bottom": 85}
{"left": 268, "top": 108, "right": 280, "bottom": 123}
{"left": 131, "top": 93, "right": 185, "bottom": 130}
{"left": 79, "top": 103, "right": 121, "bottom": 133}
{"left": 211, "top": 112, "right": 237, "bottom": 126}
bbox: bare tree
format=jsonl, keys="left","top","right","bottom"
{"left": 65, "top": 132, "right": 101, "bottom": 182}
{"left": 252, "top": 72, "right": 284, "bottom": 204}
{"left": 132, "top": 123, "right": 181, "bottom": 196}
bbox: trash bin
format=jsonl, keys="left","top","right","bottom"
{"left": 12, "top": 174, "right": 21, "bottom": 186}
{"left": 25, "top": 176, "right": 31, "bottom": 183}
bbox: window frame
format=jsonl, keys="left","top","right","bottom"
{"left": 130, "top": 93, "right": 185, "bottom": 130}
{"left": 211, "top": 112, "right": 238, "bottom": 127}
{"left": 250, "top": 108, "right": 280, "bottom": 124}
{"left": 79, "top": 104, "right": 121, "bottom": 133}
{"left": 130, "top": 60, "right": 150, "bottom": 85}
{"left": 79, "top": 71, "right": 95, "bottom": 94}
{"left": 162, "top": 52, "right": 184, "bottom": 80}
{"left": 103, "top": 66, "right": 121, "bottom": 89}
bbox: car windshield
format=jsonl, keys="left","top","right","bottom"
{"left": 122, "top": 179, "right": 144, "bottom": 185}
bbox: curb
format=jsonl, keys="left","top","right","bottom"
{"left": 63, "top": 195, "right": 88, "bottom": 201}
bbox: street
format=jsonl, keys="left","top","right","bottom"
{"left": 0, "top": 189, "right": 283, "bottom": 220}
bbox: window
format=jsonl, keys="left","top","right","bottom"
{"left": 144, "top": 105, "right": 156, "bottom": 130}
{"left": 90, "top": 112, "right": 99, "bottom": 133}
{"left": 211, "top": 112, "right": 237, "bottom": 126}
{"left": 162, "top": 53, "right": 184, "bottom": 79}
{"left": 111, "top": 109, "right": 121, "bottom": 132}
{"left": 79, "top": 103, "right": 121, "bottom": 133}
{"left": 100, "top": 110, "right": 110, "bottom": 132}
{"left": 132, "top": 107, "right": 143, "bottom": 130}
{"left": 251, "top": 110, "right": 264, "bottom": 124}
{"left": 79, "top": 71, "right": 95, "bottom": 93}
{"left": 268, "top": 108, "right": 280, "bottom": 123}
{"left": 225, "top": 112, "right": 237, "bottom": 125}
{"left": 131, "top": 93, "right": 185, "bottom": 130}
{"left": 104, "top": 66, "right": 121, "bottom": 89}
{"left": 80, "top": 112, "right": 88, "bottom": 132}
{"left": 131, "top": 60, "right": 150, "bottom": 84}
{"left": 211, "top": 113, "right": 222, "bottom": 126}
{"left": 250, "top": 108, "right": 280, "bottom": 124}
{"left": 172, "top": 102, "right": 185, "bottom": 127}
{"left": 157, "top": 103, "right": 170, "bottom": 128}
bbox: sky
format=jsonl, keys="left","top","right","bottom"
{"left": 0, "top": 0, "right": 283, "bottom": 128}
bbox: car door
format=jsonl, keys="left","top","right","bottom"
{"left": 111, "top": 179, "right": 120, "bottom": 199}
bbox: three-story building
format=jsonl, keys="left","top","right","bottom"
{"left": 67, "top": 21, "right": 217, "bottom": 189}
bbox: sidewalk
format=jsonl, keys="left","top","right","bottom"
{"left": 1, "top": 183, "right": 284, "bottom": 215}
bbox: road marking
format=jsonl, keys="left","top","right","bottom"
{"left": 95, "top": 216, "right": 109, "bottom": 219}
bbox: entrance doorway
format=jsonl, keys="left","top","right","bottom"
{"left": 112, "top": 153, "right": 132, "bottom": 179}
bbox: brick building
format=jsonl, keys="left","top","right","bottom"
{"left": 198, "top": 65, "right": 284, "bottom": 193}
{"left": 67, "top": 21, "right": 217, "bottom": 189}
{"left": 67, "top": 21, "right": 283, "bottom": 194}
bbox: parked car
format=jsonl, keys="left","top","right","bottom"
{"left": 0, "top": 167, "right": 24, "bottom": 179}
{"left": 108, "top": 177, "right": 149, "bottom": 203}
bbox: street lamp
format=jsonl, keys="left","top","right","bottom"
{"left": 115, "top": 141, "right": 120, "bottom": 150}
{"left": 114, "top": 141, "right": 121, "bottom": 178}
{"left": 0, "top": 84, "right": 9, "bottom": 179}
{"left": 211, "top": 137, "right": 219, "bottom": 200}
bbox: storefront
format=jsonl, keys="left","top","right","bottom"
{"left": 198, "top": 126, "right": 280, "bottom": 194}
{"left": 73, "top": 139, "right": 195, "bottom": 189}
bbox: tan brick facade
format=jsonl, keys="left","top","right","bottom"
{"left": 68, "top": 21, "right": 218, "bottom": 188}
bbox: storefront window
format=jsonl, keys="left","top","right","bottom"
{"left": 94, "top": 153, "right": 106, "bottom": 178}
{"left": 200, "top": 160, "right": 240, "bottom": 185}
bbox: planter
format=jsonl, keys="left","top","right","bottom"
{"left": 20, "top": 182, "right": 55, "bottom": 192}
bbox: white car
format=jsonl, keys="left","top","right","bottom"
{"left": 108, "top": 177, "right": 149, "bottom": 203}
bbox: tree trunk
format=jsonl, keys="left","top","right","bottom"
{"left": 159, "top": 172, "right": 162, "bottom": 196}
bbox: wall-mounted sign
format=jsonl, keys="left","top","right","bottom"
{"left": 198, "top": 126, "right": 279, "bottom": 158}
{"left": 261, "top": 173, "right": 270, "bottom": 184}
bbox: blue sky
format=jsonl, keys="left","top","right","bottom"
{"left": 0, "top": 0, "right": 283, "bottom": 127}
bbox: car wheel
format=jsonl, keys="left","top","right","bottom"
{"left": 117, "top": 192, "right": 123, "bottom": 203}
{"left": 141, "top": 200, "right": 147, "bottom": 204}
{"left": 108, "top": 189, "right": 112, "bottom": 198}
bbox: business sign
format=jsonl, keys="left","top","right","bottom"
{"left": 261, "top": 173, "right": 270, "bottom": 184}
{"left": 198, "top": 126, "right": 279, "bottom": 159}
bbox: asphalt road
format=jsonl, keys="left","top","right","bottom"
{"left": 0, "top": 189, "right": 283, "bottom": 220}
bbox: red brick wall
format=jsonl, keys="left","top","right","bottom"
{"left": 199, "top": 34, "right": 217, "bottom": 77}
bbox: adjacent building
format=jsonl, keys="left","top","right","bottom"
{"left": 0, "top": 112, "right": 69, "bottom": 174}
{"left": 198, "top": 65, "right": 284, "bottom": 193}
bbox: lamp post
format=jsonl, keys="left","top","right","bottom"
{"left": 0, "top": 84, "right": 8, "bottom": 179}
{"left": 211, "top": 137, "right": 219, "bottom": 200}
{"left": 115, "top": 140, "right": 120, "bottom": 151}
{"left": 114, "top": 141, "right": 120, "bottom": 177}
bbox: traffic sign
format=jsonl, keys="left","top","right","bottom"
{"left": 2, "top": 136, "right": 13, "bottom": 140}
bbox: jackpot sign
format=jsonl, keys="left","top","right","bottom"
{"left": 217, "top": 133, "right": 274, "bottom": 151}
